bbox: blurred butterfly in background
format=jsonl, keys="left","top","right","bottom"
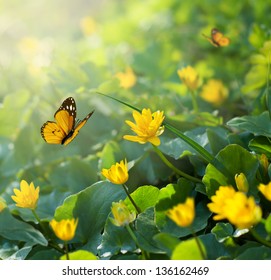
{"left": 202, "top": 28, "right": 230, "bottom": 47}
{"left": 41, "top": 97, "right": 94, "bottom": 145}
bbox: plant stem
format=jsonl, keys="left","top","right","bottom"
{"left": 125, "top": 224, "right": 148, "bottom": 260}
{"left": 32, "top": 209, "right": 42, "bottom": 223}
{"left": 152, "top": 145, "right": 202, "bottom": 183}
{"left": 64, "top": 242, "right": 70, "bottom": 260}
{"left": 122, "top": 184, "right": 141, "bottom": 214}
{"left": 250, "top": 228, "right": 271, "bottom": 248}
{"left": 32, "top": 209, "right": 50, "bottom": 237}
{"left": 190, "top": 90, "right": 198, "bottom": 112}
{"left": 190, "top": 227, "right": 206, "bottom": 260}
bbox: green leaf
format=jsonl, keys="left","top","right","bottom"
{"left": 235, "top": 246, "right": 271, "bottom": 260}
{"left": 60, "top": 250, "right": 97, "bottom": 260}
{"left": 203, "top": 144, "right": 259, "bottom": 196}
{"left": 98, "top": 141, "right": 125, "bottom": 172}
{"left": 153, "top": 233, "right": 180, "bottom": 257}
{"left": 171, "top": 238, "right": 206, "bottom": 260}
{"left": 0, "top": 209, "right": 47, "bottom": 246}
{"left": 265, "top": 214, "right": 271, "bottom": 234}
{"left": 136, "top": 208, "right": 163, "bottom": 253}
{"left": 126, "top": 186, "right": 160, "bottom": 212}
{"left": 206, "top": 127, "right": 229, "bottom": 156}
{"left": 48, "top": 158, "right": 98, "bottom": 193}
{"left": 199, "top": 233, "right": 229, "bottom": 260}
{"left": 249, "top": 136, "right": 271, "bottom": 157}
{"left": 211, "top": 223, "right": 234, "bottom": 242}
{"left": 99, "top": 218, "right": 136, "bottom": 258}
{"left": 54, "top": 181, "right": 125, "bottom": 253}
{"left": 227, "top": 111, "right": 271, "bottom": 138}
{"left": 6, "top": 246, "right": 33, "bottom": 260}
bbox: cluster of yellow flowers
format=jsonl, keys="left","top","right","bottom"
{"left": 207, "top": 180, "right": 271, "bottom": 229}
{"left": 178, "top": 65, "right": 228, "bottom": 106}
{"left": 11, "top": 180, "right": 78, "bottom": 242}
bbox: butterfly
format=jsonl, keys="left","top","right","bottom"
{"left": 41, "top": 97, "right": 94, "bottom": 145}
{"left": 202, "top": 28, "right": 230, "bottom": 47}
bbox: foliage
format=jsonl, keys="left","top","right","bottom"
{"left": 1, "top": 0, "right": 271, "bottom": 260}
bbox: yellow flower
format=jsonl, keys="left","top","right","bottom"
{"left": 166, "top": 198, "right": 195, "bottom": 227}
{"left": 80, "top": 16, "right": 97, "bottom": 36}
{"left": 224, "top": 192, "right": 262, "bottom": 229}
{"left": 11, "top": 180, "right": 40, "bottom": 210}
{"left": 177, "top": 66, "right": 199, "bottom": 91}
{"left": 0, "top": 197, "right": 7, "bottom": 212}
{"left": 123, "top": 109, "right": 165, "bottom": 146}
{"left": 259, "top": 154, "right": 269, "bottom": 175}
{"left": 235, "top": 173, "right": 249, "bottom": 193}
{"left": 258, "top": 182, "right": 271, "bottom": 201}
{"left": 50, "top": 218, "right": 78, "bottom": 242}
{"left": 111, "top": 201, "right": 136, "bottom": 227}
{"left": 200, "top": 79, "right": 228, "bottom": 106}
{"left": 207, "top": 186, "right": 236, "bottom": 220}
{"left": 115, "top": 67, "right": 137, "bottom": 89}
{"left": 101, "top": 159, "right": 129, "bottom": 185}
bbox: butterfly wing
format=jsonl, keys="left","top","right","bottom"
{"left": 63, "top": 110, "right": 94, "bottom": 146}
{"left": 211, "top": 28, "right": 230, "bottom": 47}
{"left": 202, "top": 32, "right": 218, "bottom": 47}
{"left": 54, "top": 97, "right": 76, "bottom": 134}
{"left": 41, "top": 121, "right": 67, "bottom": 144}
{"left": 41, "top": 97, "right": 77, "bottom": 144}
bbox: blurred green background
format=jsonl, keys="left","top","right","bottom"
{"left": 0, "top": 0, "right": 270, "bottom": 217}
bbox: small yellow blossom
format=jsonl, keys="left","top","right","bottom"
{"left": 235, "top": 173, "right": 249, "bottom": 193}
{"left": 259, "top": 154, "right": 269, "bottom": 175}
{"left": 224, "top": 192, "right": 262, "bottom": 229}
{"left": 11, "top": 180, "right": 40, "bottom": 210}
{"left": 50, "top": 218, "right": 78, "bottom": 242}
{"left": 177, "top": 66, "right": 199, "bottom": 91}
{"left": 207, "top": 186, "right": 236, "bottom": 220}
{"left": 111, "top": 201, "right": 136, "bottom": 227}
{"left": 200, "top": 79, "right": 228, "bottom": 106}
{"left": 0, "top": 197, "right": 7, "bottom": 212}
{"left": 80, "top": 16, "right": 97, "bottom": 36}
{"left": 115, "top": 67, "right": 137, "bottom": 89}
{"left": 123, "top": 109, "right": 165, "bottom": 146}
{"left": 258, "top": 182, "right": 271, "bottom": 201}
{"left": 102, "top": 159, "right": 129, "bottom": 185}
{"left": 166, "top": 198, "right": 195, "bottom": 227}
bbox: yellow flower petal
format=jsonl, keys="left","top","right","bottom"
{"left": 102, "top": 159, "right": 129, "bottom": 185}
{"left": 11, "top": 180, "right": 40, "bottom": 210}
{"left": 124, "top": 109, "right": 165, "bottom": 146}
{"left": 166, "top": 198, "right": 195, "bottom": 227}
{"left": 50, "top": 218, "right": 78, "bottom": 242}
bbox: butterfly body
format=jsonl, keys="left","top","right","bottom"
{"left": 202, "top": 28, "right": 230, "bottom": 47}
{"left": 41, "top": 97, "right": 94, "bottom": 145}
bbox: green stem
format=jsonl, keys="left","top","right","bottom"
{"left": 125, "top": 224, "right": 149, "bottom": 260}
{"left": 64, "top": 242, "right": 70, "bottom": 260}
{"left": 152, "top": 145, "right": 202, "bottom": 183}
{"left": 32, "top": 209, "right": 42, "bottom": 223}
{"left": 190, "top": 227, "right": 206, "bottom": 260}
{"left": 32, "top": 209, "right": 50, "bottom": 237}
{"left": 250, "top": 228, "right": 271, "bottom": 248}
{"left": 122, "top": 184, "right": 141, "bottom": 214}
{"left": 48, "top": 241, "right": 65, "bottom": 254}
{"left": 190, "top": 90, "right": 198, "bottom": 112}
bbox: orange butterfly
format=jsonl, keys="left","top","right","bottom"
{"left": 202, "top": 28, "right": 230, "bottom": 47}
{"left": 41, "top": 97, "right": 94, "bottom": 145}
